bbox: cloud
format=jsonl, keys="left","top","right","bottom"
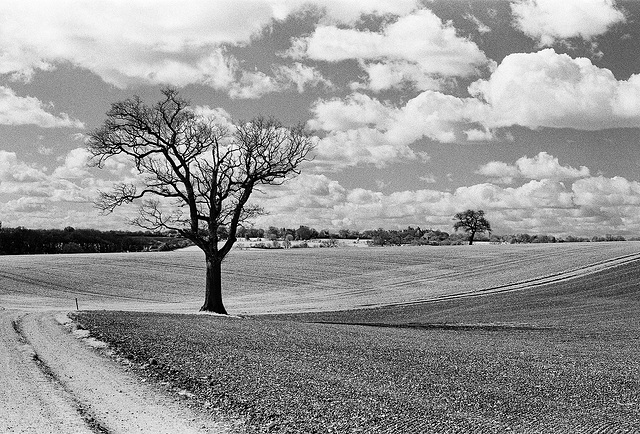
{"left": 249, "top": 151, "right": 640, "bottom": 235}
{"left": 313, "top": 128, "right": 417, "bottom": 169}
{"left": 0, "top": 0, "right": 419, "bottom": 95}
{"left": 464, "top": 13, "right": 491, "bottom": 34}
{"left": 0, "top": 151, "right": 47, "bottom": 183}
{"left": 0, "top": 86, "right": 84, "bottom": 128}
{"left": 511, "top": 0, "right": 625, "bottom": 46}
{"left": 477, "top": 152, "right": 590, "bottom": 184}
{"left": 4, "top": 197, "right": 48, "bottom": 213}
{"left": 222, "top": 63, "right": 333, "bottom": 99}
{"left": 309, "top": 48, "right": 640, "bottom": 156}
{"left": 256, "top": 175, "right": 579, "bottom": 231}
{"left": 309, "top": 93, "right": 390, "bottom": 132}
{"left": 0, "top": 148, "right": 98, "bottom": 205}
{"left": 469, "top": 49, "right": 640, "bottom": 130}
{"left": 228, "top": 71, "right": 281, "bottom": 99}
{"left": 464, "top": 128, "right": 494, "bottom": 142}
{"left": 309, "top": 91, "right": 488, "bottom": 167}
{"left": 288, "top": 9, "right": 490, "bottom": 90}
{"left": 275, "top": 63, "right": 333, "bottom": 93}
{"left": 0, "top": 1, "right": 259, "bottom": 86}
{"left": 192, "top": 106, "right": 234, "bottom": 126}
{"left": 351, "top": 61, "right": 444, "bottom": 92}
{"left": 52, "top": 148, "right": 92, "bottom": 179}
{"left": 453, "top": 180, "right": 575, "bottom": 210}
{"left": 420, "top": 174, "right": 437, "bottom": 184}
{"left": 307, "top": 47, "right": 640, "bottom": 168}
{"left": 5, "top": 146, "right": 640, "bottom": 236}
{"left": 303, "top": 0, "right": 420, "bottom": 24}
{"left": 251, "top": 168, "right": 640, "bottom": 236}
{"left": 476, "top": 161, "right": 520, "bottom": 184}
{"left": 573, "top": 176, "right": 640, "bottom": 207}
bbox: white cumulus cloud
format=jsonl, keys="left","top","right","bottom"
{"left": 511, "top": 0, "right": 625, "bottom": 46}
{"left": 275, "top": 63, "right": 333, "bottom": 93}
{"left": 572, "top": 176, "right": 640, "bottom": 207}
{"left": 469, "top": 49, "right": 640, "bottom": 130}
{"left": 0, "top": 0, "right": 420, "bottom": 95}
{"left": 288, "top": 9, "right": 490, "bottom": 91}
{"left": 309, "top": 91, "right": 488, "bottom": 167}
{"left": 0, "top": 86, "right": 84, "bottom": 128}
{"left": 477, "top": 152, "right": 590, "bottom": 183}
{"left": 296, "top": 0, "right": 421, "bottom": 24}
{"left": 253, "top": 169, "right": 640, "bottom": 235}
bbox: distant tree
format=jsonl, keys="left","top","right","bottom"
{"left": 216, "top": 225, "right": 229, "bottom": 240}
{"left": 366, "top": 228, "right": 392, "bottom": 246}
{"left": 88, "top": 88, "right": 313, "bottom": 314}
{"left": 295, "top": 225, "right": 317, "bottom": 240}
{"left": 318, "top": 229, "right": 332, "bottom": 238}
{"left": 236, "top": 226, "right": 246, "bottom": 239}
{"left": 283, "top": 234, "right": 293, "bottom": 248}
{"left": 453, "top": 209, "right": 492, "bottom": 245}
{"left": 61, "top": 242, "right": 84, "bottom": 254}
{"left": 423, "top": 229, "right": 450, "bottom": 245}
{"left": 266, "top": 226, "right": 279, "bottom": 240}
{"left": 245, "top": 228, "right": 265, "bottom": 239}
{"left": 338, "top": 228, "right": 351, "bottom": 239}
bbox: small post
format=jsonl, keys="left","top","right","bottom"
{"left": 75, "top": 298, "right": 79, "bottom": 311}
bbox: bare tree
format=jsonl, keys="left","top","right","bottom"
{"left": 453, "top": 209, "right": 491, "bottom": 245}
{"left": 87, "top": 88, "right": 314, "bottom": 313}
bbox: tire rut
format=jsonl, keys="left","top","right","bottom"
{"left": 12, "top": 317, "right": 112, "bottom": 434}
{"left": 0, "top": 310, "right": 94, "bottom": 434}
{"left": 9, "top": 311, "right": 238, "bottom": 434}
{"left": 381, "top": 252, "right": 640, "bottom": 308}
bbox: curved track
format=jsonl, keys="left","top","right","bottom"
{"left": 0, "top": 309, "right": 236, "bottom": 434}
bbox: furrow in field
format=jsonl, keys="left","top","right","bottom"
{"left": 2, "top": 243, "right": 640, "bottom": 314}
{"left": 0, "top": 269, "right": 171, "bottom": 303}
{"left": 224, "top": 244, "right": 640, "bottom": 314}
{"left": 388, "top": 251, "right": 640, "bottom": 308}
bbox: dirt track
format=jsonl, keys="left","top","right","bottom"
{"left": 0, "top": 309, "right": 236, "bottom": 434}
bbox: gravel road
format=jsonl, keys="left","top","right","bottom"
{"left": 0, "top": 308, "right": 237, "bottom": 434}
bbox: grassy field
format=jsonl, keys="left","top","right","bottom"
{"left": 66, "top": 243, "right": 640, "bottom": 433}
{"left": 3, "top": 242, "right": 640, "bottom": 313}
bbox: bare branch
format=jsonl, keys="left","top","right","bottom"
{"left": 88, "top": 89, "right": 313, "bottom": 263}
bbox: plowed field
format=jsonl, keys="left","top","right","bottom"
{"left": 2, "top": 242, "right": 640, "bottom": 314}
{"left": 3, "top": 242, "right": 640, "bottom": 433}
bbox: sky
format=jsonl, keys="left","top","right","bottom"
{"left": 1, "top": 0, "right": 640, "bottom": 236}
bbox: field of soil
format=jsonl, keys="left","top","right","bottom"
{"left": 3, "top": 242, "right": 640, "bottom": 313}
{"left": 2, "top": 242, "right": 640, "bottom": 433}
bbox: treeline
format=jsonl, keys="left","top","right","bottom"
{"left": 235, "top": 225, "right": 462, "bottom": 245}
{"left": 490, "top": 233, "right": 631, "bottom": 244}
{"left": 0, "top": 223, "right": 634, "bottom": 255}
{"left": 0, "top": 226, "right": 191, "bottom": 255}
{"left": 238, "top": 226, "right": 487, "bottom": 246}
{"left": 236, "top": 225, "right": 635, "bottom": 247}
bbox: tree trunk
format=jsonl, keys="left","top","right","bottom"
{"left": 468, "top": 230, "right": 476, "bottom": 245}
{"left": 200, "top": 255, "right": 228, "bottom": 314}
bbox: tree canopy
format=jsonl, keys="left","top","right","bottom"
{"left": 453, "top": 209, "right": 492, "bottom": 245}
{"left": 87, "top": 88, "right": 314, "bottom": 313}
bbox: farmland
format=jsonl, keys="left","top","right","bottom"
{"left": 2, "top": 242, "right": 640, "bottom": 313}
{"left": 3, "top": 242, "right": 640, "bottom": 432}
